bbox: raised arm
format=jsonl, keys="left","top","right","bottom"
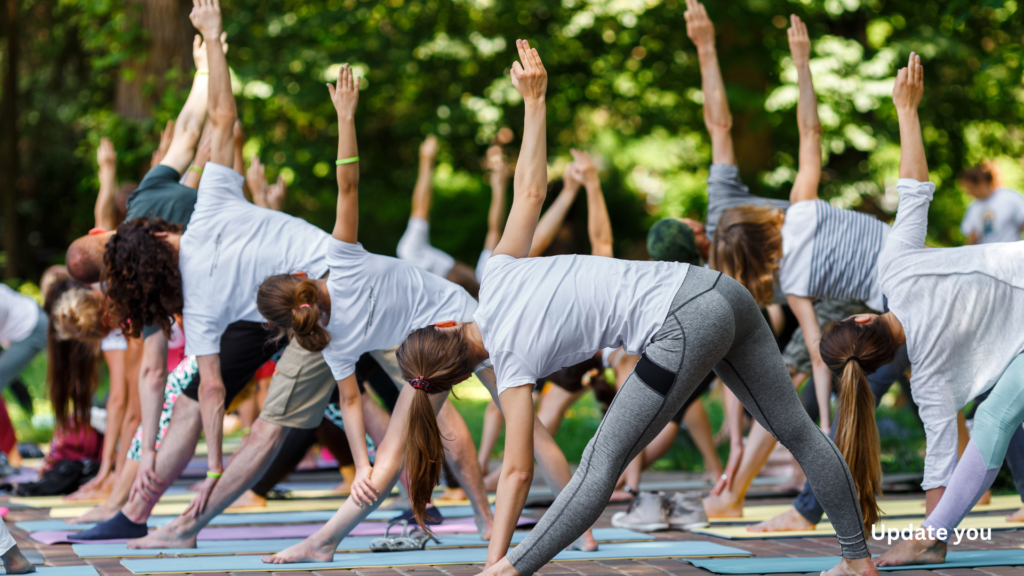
{"left": 233, "top": 120, "right": 245, "bottom": 176}
{"left": 895, "top": 53, "right": 926, "bottom": 182}
{"left": 182, "top": 130, "right": 212, "bottom": 189}
{"left": 788, "top": 15, "right": 822, "bottom": 204}
{"left": 686, "top": 0, "right": 733, "bottom": 166}
{"left": 266, "top": 175, "right": 287, "bottom": 212}
{"left": 192, "top": 0, "right": 234, "bottom": 168}
{"left": 492, "top": 41, "right": 548, "bottom": 259}
{"left": 528, "top": 171, "right": 578, "bottom": 257}
{"left": 328, "top": 64, "right": 361, "bottom": 244}
{"left": 158, "top": 32, "right": 224, "bottom": 174}
{"left": 95, "top": 138, "right": 119, "bottom": 230}
{"left": 150, "top": 120, "right": 174, "bottom": 168}
{"left": 410, "top": 135, "right": 439, "bottom": 221}
{"left": 571, "top": 150, "right": 613, "bottom": 257}
{"left": 247, "top": 155, "right": 268, "bottom": 207}
{"left": 483, "top": 145, "right": 509, "bottom": 251}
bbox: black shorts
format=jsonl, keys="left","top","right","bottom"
{"left": 540, "top": 354, "right": 604, "bottom": 393}
{"left": 354, "top": 352, "right": 400, "bottom": 412}
{"left": 182, "top": 321, "right": 287, "bottom": 405}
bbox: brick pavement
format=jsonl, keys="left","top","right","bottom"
{"left": 6, "top": 495, "right": 1024, "bottom": 576}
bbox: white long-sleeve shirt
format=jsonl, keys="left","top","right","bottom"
{"left": 878, "top": 178, "right": 1024, "bottom": 490}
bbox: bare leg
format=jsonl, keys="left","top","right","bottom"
{"left": 536, "top": 386, "right": 586, "bottom": 437}
{"left": 128, "top": 417, "right": 287, "bottom": 549}
{"left": 123, "top": 397, "right": 203, "bottom": 524}
{"left": 479, "top": 401, "right": 504, "bottom": 474}
{"left": 682, "top": 401, "right": 722, "bottom": 478}
{"left": 703, "top": 422, "right": 776, "bottom": 518}
{"left": 437, "top": 400, "right": 493, "bottom": 540}
{"left": 67, "top": 459, "right": 139, "bottom": 524}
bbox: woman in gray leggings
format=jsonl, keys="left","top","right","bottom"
{"left": 394, "top": 42, "right": 873, "bottom": 576}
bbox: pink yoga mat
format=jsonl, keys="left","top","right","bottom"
{"left": 31, "top": 516, "right": 537, "bottom": 546}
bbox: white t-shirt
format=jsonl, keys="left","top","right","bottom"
{"left": 780, "top": 200, "right": 890, "bottom": 312}
{"left": 960, "top": 187, "right": 1024, "bottom": 244}
{"left": 321, "top": 238, "right": 474, "bottom": 381}
{"left": 879, "top": 179, "right": 1024, "bottom": 490}
{"left": 396, "top": 217, "right": 456, "bottom": 277}
{"left": 100, "top": 328, "right": 129, "bottom": 352}
{"left": 475, "top": 254, "right": 689, "bottom": 396}
{"left": 179, "top": 163, "right": 330, "bottom": 356}
{"left": 0, "top": 284, "right": 39, "bottom": 348}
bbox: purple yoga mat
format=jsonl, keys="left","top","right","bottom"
{"left": 31, "top": 516, "right": 537, "bottom": 545}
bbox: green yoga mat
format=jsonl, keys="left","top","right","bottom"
{"left": 689, "top": 550, "right": 1024, "bottom": 574}
{"left": 120, "top": 541, "right": 751, "bottom": 573}
{"left": 73, "top": 528, "right": 654, "bottom": 557}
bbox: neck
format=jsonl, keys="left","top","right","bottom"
{"left": 882, "top": 311, "right": 906, "bottom": 347}
{"left": 464, "top": 322, "right": 489, "bottom": 365}
{"left": 976, "top": 187, "right": 996, "bottom": 200}
{"left": 164, "top": 233, "right": 182, "bottom": 252}
{"left": 316, "top": 278, "right": 331, "bottom": 317}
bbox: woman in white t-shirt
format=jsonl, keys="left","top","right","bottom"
{"left": 394, "top": 42, "right": 871, "bottom": 576}
{"left": 257, "top": 64, "right": 595, "bottom": 565}
{"left": 824, "top": 56, "right": 1024, "bottom": 569}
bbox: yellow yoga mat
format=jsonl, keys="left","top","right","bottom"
{"left": 698, "top": 509, "right": 1024, "bottom": 539}
{"left": 13, "top": 488, "right": 346, "bottom": 510}
{"left": 709, "top": 494, "right": 1022, "bottom": 524}
{"left": 49, "top": 497, "right": 349, "bottom": 518}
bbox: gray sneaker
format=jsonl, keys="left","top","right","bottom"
{"left": 666, "top": 491, "right": 708, "bottom": 530}
{"left": 611, "top": 491, "right": 669, "bottom": 532}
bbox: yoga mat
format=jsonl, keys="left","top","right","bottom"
{"left": 689, "top": 549, "right": 1024, "bottom": 574}
{"left": 120, "top": 541, "right": 751, "bottom": 573}
{"left": 711, "top": 494, "right": 1024, "bottom": 524}
{"left": 696, "top": 514, "right": 1024, "bottom": 540}
{"left": 49, "top": 497, "right": 350, "bottom": 518}
{"left": 74, "top": 528, "right": 653, "bottom": 557}
{"left": 11, "top": 488, "right": 349, "bottom": 509}
{"left": 31, "top": 516, "right": 538, "bottom": 545}
{"left": 0, "top": 568, "right": 98, "bottom": 576}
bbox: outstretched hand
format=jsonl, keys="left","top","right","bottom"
{"left": 510, "top": 40, "right": 547, "bottom": 102}
{"left": 184, "top": 474, "right": 219, "bottom": 519}
{"left": 97, "top": 137, "right": 116, "bottom": 169}
{"left": 486, "top": 145, "right": 507, "bottom": 185}
{"left": 151, "top": 120, "right": 175, "bottom": 168}
{"left": 247, "top": 155, "right": 267, "bottom": 207}
{"left": 189, "top": 0, "right": 223, "bottom": 40}
{"left": 267, "top": 175, "right": 287, "bottom": 211}
{"left": 893, "top": 52, "right": 923, "bottom": 112}
{"left": 787, "top": 15, "right": 811, "bottom": 65}
{"left": 684, "top": 0, "right": 715, "bottom": 53}
{"left": 420, "top": 134, "right": 439, "bottom": 161}
{"left": 129, "top": 451, "right": 168, "bottom": 505}
{"left": 569, "top": 149, "right": 598, "bottom": 186}
{"left": 327, "top": 64, "right": 361, "bottom": 119}
{"left": 192, "top": 32, "right": 227, "bottom": 71}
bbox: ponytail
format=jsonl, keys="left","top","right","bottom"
{"left": 396, "top": 325, "right": 477, "bottom": 535}
{"left": 44, "top": 279, "right": 100, "bottom": 431}
{"left": 256, "top": 274, "right": 331, "bottom": 352}
{"left": 710, "top": 206, "right": 784, "bottom": 307}
{"left": 820, "top": 316, "right": 901, "bottom": 531}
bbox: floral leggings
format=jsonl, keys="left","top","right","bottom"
{"left": 127, "top": 356, "right": 198, "bottom": 462}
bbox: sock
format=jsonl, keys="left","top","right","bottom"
{"left": 69, "top": 511, "right": 148, "bottom": 541}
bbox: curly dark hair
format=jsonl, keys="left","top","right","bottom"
{"left": 103, "top": 218, "right": 184, "bottom": 338}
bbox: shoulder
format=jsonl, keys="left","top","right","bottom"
{"left": 328, "top": 237, "right": 368, "bottom": 260}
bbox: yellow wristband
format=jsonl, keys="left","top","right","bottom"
{"left": 189, "top": 166, "right": 203, "bottom": 174}
{"left": 207, "top": 471, "right": 222, "bottom": 479}
{"left": 196, "top": 69, "right": 209, "bottom": 76}
{"left": 336, "top": 156, "right": 359, "bottom": 165}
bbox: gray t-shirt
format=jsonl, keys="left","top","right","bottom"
{"left": 705, "top": 164, "right": 789, "bottom": 239}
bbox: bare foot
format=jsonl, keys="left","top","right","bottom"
{"left": 977, "top": 490, "right": 991, "bottom": 505}
{"left": 438, "top": 487, "right": 467, "bottom": 501}
{"left": 821, "top": 557, "right": 880, "bottom": 576}
{"left": 65, "top": 504, "right": 117, "bottom": 524}
{"left": 1006, "top": 506, "right": 1024, "bottom": 522}
{"left": 872, "top": 537, "right": 945, "bottom": 567}
{"left": 228, "top": 490, "right": 266, "bottom": 509}
{"left": 567, "top": 529, "right": 598, "bottom": 551}
{"left": 65, "top": 475, "right": 113, "bottom": 501}
{"left": 127, "top": 521, "right": 197, "bottom": 550}
{"left": 473, "top": 509, "right": 493, "bottom": 541}
{"left": 261, "top": 537, "right": 335, "bottom": 564}
{"left": 480, "top": 556, "right": 521, "bottom": 576}
{"left": 747, "top": 507, "right": 815, "bottom": 532}
{"left": 702, "top": 491, "right": 743, "bottom": 518}
{"left": 1, "top": 545, "right": 35, "bottom": 574}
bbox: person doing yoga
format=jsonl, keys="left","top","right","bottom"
{"left": 395, "top": 40, "right": 875, "bottom": 576}
{"left": 259, "top": 58, "right": 597, "bottom": 566}
{"left": 958, "top": 162, "right": 1024, "bottom": 245}
{"left": 824, "top": 55, "right": 1024, "bottom": 568}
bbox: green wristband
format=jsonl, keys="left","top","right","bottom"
{"left": 207, "top": 471, "right": 222, "bottom": 479}
{"left": 336, "top": 156, "right": 359, "bottom": 165}
{"left": 189, "top": 166, "right": 204, "bottom": 174}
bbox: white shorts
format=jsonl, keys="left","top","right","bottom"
{"left": 396, "top": 218, "right": 456, "bottom": 278}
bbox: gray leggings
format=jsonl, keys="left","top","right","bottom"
{"left": 507, "top": 267, "right": 868, "bottom": 574}
{"left": 0, "top": 309, "right": 47, "bottom": 391}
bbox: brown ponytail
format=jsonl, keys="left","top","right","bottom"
{"left": 44, "top": 279, "right": 100, "bottom": 431}
{"left": 710, "top": 206, "right": 785, "bottom": 307}
{"left": 256, "top": 274, "right": 331, "bottom": 352}
{"left": 820, "top": 317, "right": 901, "bottom": 530}
{"left": 396, "top": 325, "right": 476, "bottom": 534}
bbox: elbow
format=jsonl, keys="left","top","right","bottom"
{"left": 503, "top": 466, "right": 534, "bottom": 489}
{"left": 706, "top": 117, "right": 733, "bottom": 134}
{"left": 800, "top": 124, "right": 823, "bottom": 138}
{"left": 198, "top": 380, "right": 225, "bottom": 403}
{"left": 209, "top": 108, "right": 237, "bottom": 130}
{"left": 140, "top": 366, "right": 167, "bottom": 394}
{"left": 519, "top": 186, "right": 547, "bottom": 204}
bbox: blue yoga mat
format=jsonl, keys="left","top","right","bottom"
{"left": 120, "top": 541, "right": 750, "bottom": 573}
{"left": 20, "top": 507, "right": 480, "bottom": 533}
{"left": 689, "top": 550, "right": 1024, "bottom": 574}
{"left": 3, "top": 568, "right": 98, "bottom": 576}
{"left": 73, "top": 528, "right": 653, "bottom": 557}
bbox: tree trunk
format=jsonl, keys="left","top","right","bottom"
{"left": 115, "top": 0, "right": 192, "bottom": 119}
{"left": 2, "top": 0, "right": 20, "bottom": 280}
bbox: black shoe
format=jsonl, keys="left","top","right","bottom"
{"left": 391, "top": 504, "right": 444, "bottom": 526}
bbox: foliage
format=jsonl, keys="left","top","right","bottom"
{"left": 4, "top": 0, "right": 1024, "bottom": 274}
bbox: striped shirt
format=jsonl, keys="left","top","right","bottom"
{"left": 779, "top": 200, "right": 890, "bottom": 312}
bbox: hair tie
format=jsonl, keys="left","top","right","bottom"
{"left": 846, "top": 356, "right": 862, "bottom": 365}
{"left": 410, "top": 376, "right": 433, "bottom": 392}
{"left": 300, "top": 304, "right": 310, "bottom": 309}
